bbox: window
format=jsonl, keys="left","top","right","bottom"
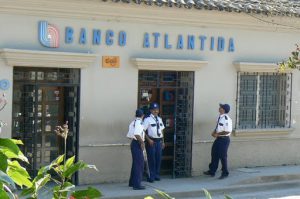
{"left": 237, "top": 72, "right": 292, "bottom": 129}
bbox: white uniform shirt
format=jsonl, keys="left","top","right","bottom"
{"left": 126, "top": 118, "right": 145, "bottom": 141}
{"left": 216, "top": 114, "right": 232, "bottom": 136}
{"left": 143, "top": 114, "right": 165, "bottom": 138}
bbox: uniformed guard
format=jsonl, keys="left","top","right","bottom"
{"left": 203, "top": 103, "right": 232, "bottom": 179}
{"left": 127, "top": 109, "right": 146, "bottom": 190}
{"left": 143, "top": 102, "right": 165, "bottom": 182}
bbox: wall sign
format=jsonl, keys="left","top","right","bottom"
{"left": 143, "top": 32, "right": 235, "bottom": 52}
{"left": 38, "top": 20, "right": 235, "bottom": 52}
{"left": 102, "top": 56, "right": 120, "bottom": 68}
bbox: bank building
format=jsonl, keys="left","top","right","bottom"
{"left": 0, "top": 0, "right": 299, "bottom": 184}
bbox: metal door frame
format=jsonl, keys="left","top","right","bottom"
{"left": 137, "top": 70, "right": 194, "bottom": 178}
{"left": 12, "top": 67, "right": 81, "bottom": 184}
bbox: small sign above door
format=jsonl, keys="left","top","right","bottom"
{"left": 102, "top": 56, "right": 120, "bottom": 68}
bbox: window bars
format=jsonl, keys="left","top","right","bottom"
{"left": 236, "top": 72, "right": 292, "bottom": 129}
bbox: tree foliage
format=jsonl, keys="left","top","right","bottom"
{"left": 279, "top": 44, "right": 300, "bottom": 71}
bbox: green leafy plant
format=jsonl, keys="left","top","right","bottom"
{"left": 144, "top": 189, "right": 175, "bottom": 199}
{"left": 203, "top": 188, "right": 213, "bottom": 199}
{"left": 0, "top": 138, "right": 32, "bottom": 199}
{"left": 0, "top": 92, "right": 100, "bottom": 198}
{"left": 203, "top": 189, "right": 233, "bottom": 199}
{"left": 22, "top": 122, "right": 101, "bottom": 199}
{"left": 0, "top": 93, "right": 33, "bottom": 199}
{"left": 279, "top": 44, "right": 300, "bottom": 71}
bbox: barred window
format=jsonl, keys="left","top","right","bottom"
{"left": 236, "top": 72, "right": 292, "bottom": 129}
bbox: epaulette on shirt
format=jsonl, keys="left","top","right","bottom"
{"left": 225, "top": 116, "right": 228, "bottom": 120}
{"left": 133, "top": 120, "right": 142, "bottom": 127}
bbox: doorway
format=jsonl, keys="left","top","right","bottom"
{"left": 12, "top": 67, "right": 80, "bottom": 183}
{"left": 138, "top": 70, "right": 194, "bottom": 178}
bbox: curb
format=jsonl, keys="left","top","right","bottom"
{"left": 101, "top": 180, "right": 300, "bottom": 199}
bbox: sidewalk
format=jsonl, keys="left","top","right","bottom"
{"left": 82, "top": 165, "right": 300, "bottom": 199}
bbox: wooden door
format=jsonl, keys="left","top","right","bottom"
{"left": 35, "top": 86, "right": 64, "bottom": 168}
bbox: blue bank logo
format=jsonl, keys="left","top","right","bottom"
{"left": 38, "top": 21, "right": 60, "bottom": 48}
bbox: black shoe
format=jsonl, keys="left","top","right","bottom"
{"left": 133, "top": 186, "right": 146, "bottom": 190}
{"left": 154, "top": 177, "right": 160, "bottom": 181}
{"left": 218, "top": 175, "right": 228, "bottom": 180}
{"left": 203, "top": 171, "right": 215, "bottom": 177}
{"left": 147, "top": 178, "right": 154, "bottom": 183}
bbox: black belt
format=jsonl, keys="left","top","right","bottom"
{"left": 150, "top": 137, "right": 162, "bottom": 141}
{"left": 218, "top": 136, "right": 230, "bottom": 139}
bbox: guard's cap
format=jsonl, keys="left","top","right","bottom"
{"left": 149, "top": 102, "right": 159, "bottom": 110}
{"left": 135, "top": 109, "right": 144, "bottom": 117}
{"left": 219, "top": 103, "right": 230, "bottom": 113}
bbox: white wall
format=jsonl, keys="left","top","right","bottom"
{"left": 0, "top": 2, "right": 300, "bottom": 184}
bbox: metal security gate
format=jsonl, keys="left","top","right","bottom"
{"left": 12, "top": 67, "right": 80, "bottom": 183}
{"left": 138, "top": 71, "right": 194, "bottom": 178}
{"left": 236, "top": 72, "right": 292, "bottom": 129}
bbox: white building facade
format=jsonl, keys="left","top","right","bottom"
{"left": 0, "top": 0, "right": 299, "bottom": 184}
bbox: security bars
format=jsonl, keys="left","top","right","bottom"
{"left": 236, "top": 72, "right": 292, "bottom": 130}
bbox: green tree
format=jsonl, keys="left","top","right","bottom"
{"left": 279, "top": 44, "right": 300, "bottom": 71}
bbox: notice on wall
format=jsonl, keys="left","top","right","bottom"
{"left": 102, "top": 56, "right": 120, "bottom": 68}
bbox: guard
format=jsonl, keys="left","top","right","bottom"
{"left": 143, "top": 102, "right": 165, "bottom": 182}
{"left": 127, "top": 109, "right": 146, "bottom": 190}
{"left": 204, "top": 103, "right": 232, "bottom": 179}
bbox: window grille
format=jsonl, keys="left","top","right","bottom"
{"left": 236, "top": 72, "right": 292, "bottom": 129}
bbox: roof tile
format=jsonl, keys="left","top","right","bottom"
{"left": 106, "top": 0, "right": 300, "bottom": 17}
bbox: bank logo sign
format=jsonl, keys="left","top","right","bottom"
{"left": 37, "top": 20, "right": 235, "bottom": 52}
{"left": 38, "top": 21, "right": 59, "bottom": 48}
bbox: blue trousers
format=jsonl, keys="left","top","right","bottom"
{"left": 129, "top": 140, "right": 144, "bottom": 188}
{"left": 209, "top": 136, "right": 230, "bottom": 175}
{"left": 146, "top": 138, "right": 162, "bottom": 181}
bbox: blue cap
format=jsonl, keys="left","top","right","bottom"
{"left": 135, "top": 109, "right": 144, "bottom": 117}
{"left": 149, "top": 102, "right": 159, "bottom": 110}
{"left": 220, "top": 103, "right": 230, "bottom": 113}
